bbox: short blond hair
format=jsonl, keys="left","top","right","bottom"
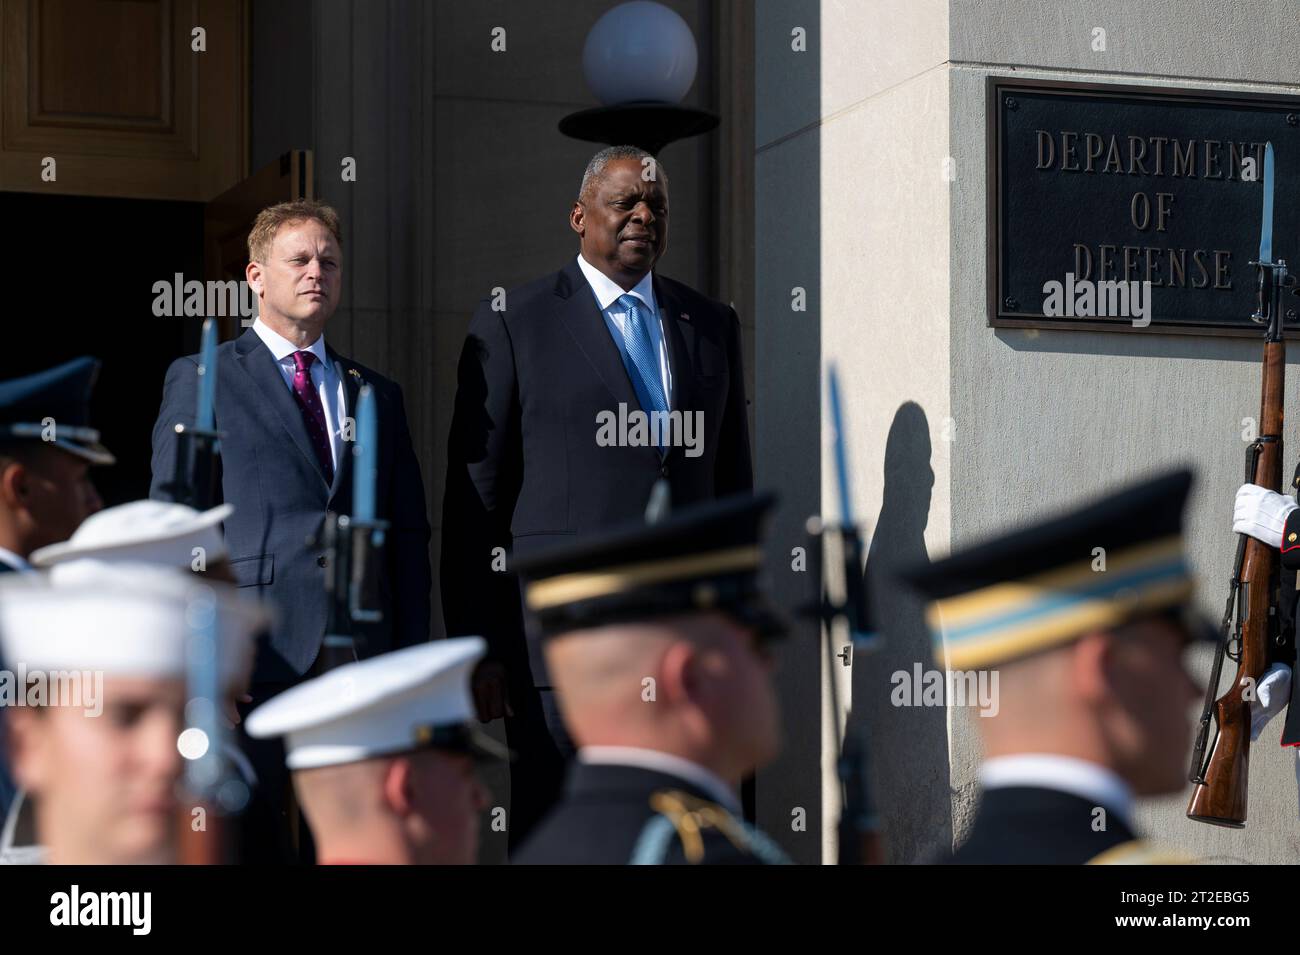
{"left": 247, "top": 199, "right": 343, "bottom": 263}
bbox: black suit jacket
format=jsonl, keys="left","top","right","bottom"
{"left": 150, "top": 328, "right": 432, "bottom": 683}
{"left": 441, "top": 259, "right": 753, "bottom": 685}
{"left": 945, "top": 787, "right": 1138, "bottom": 864}
{"left": 513, "top": 763, "right": 767, "bottom": 865}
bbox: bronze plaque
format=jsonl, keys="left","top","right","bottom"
{"left": 988, "top": 78, "right": 1300, "bottom": 336}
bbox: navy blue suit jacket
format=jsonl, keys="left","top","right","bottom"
{"left": 150, "top": 327, "right": 432, "bottom": 684}
{"left": 441, "top": 260, "right": 753, "bottom": 687}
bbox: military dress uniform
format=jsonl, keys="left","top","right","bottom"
{"left": 1229, "top": 482, "right": 1300, "bottom": 742}
{"left": 516, "top": 760, "right": 787, "bottom": 865}
{"left": 0, "top": 791, "right": 40, "bottom": 865}
{"left": 0, "top": 499, "right": 256, "bottom": 865}
{"left": 246, "top": 638, "right": 507, "bottom": 865}
{"left": 1275, "top": 458, "right": 1300, "bottom": 569}
{"left": 0, "top": 358, "right": 115, "bottom": 469}
{"left": 511, "top": 492, "right": 790, "bottom": 866}
{"left": 948, "top": 759, "right": 1143, "bottom": 865}
{"left": 0, "top": 357, "right": 115, "bottom": 824}
{"left": 900, "top": 470, "right": 1209, "bottom": 865}
{"left": 0, "top": 562, "right": 261, "bottom": 864}
{"left": 245, "top": 638, "right": 506, "bottom": 775}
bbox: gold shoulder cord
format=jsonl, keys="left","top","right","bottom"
{"left": 649, "top": 790, "right": 753, "bottom": 864}
{"left": 1087, "top": 840, "right": 1198, "bottom": 865}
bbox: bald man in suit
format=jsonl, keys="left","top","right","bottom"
{"left": 442, "top": 146, "right": 753, "bottom": 850}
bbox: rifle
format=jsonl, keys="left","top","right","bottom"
{"left": 805, "top": 365, "right": 883, "bottom": 863}
{"left": 169, "top": 318, "right": 241, "bottom": 864}
{"left": 1188, "top": 142, "right": 1297, "bottom": 827}
{"left": 178, "top": 581, "right": 242, "bottom": 864}
{"left": 163, "top": 318, "right": 222, "bottom": 509}
{"left": 311, "top": 383, "right": 389, "bottom": 674}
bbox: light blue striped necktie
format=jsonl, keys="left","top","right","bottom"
{"left": 616, "top": 294, "right": 670, "bottom": 443}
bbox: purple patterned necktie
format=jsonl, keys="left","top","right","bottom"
{"left": 291, "top": 350, "right": 335, "bottom": 484}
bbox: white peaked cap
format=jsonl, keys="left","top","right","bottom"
{"left": 245, "top": 638, "right": 507, "bottom": 770}
{"left": 31, "top": 500, "right": 234, "bottom": 577}
{"left": 0, "top": 562, "right": 263, "bottom": 690}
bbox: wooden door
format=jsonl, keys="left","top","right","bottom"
{"left": 202, "top": 148, "right": 313, "bottom": 344}
{"left": 0, "top": 0, "right": 248, "bottom": 200}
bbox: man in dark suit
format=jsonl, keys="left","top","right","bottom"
{"left": 150, "top": 199, "right": 432, "bottom": 860}
{"left": 442, "top": 146, "right": 753, "bottom": 850}
{"left": 901, "top": 471, "right": 1207, "bottom": 864}
{"left": 512, "top": 494, "right": 789, "bottom": 865}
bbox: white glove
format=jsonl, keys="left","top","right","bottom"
{"left": 1250, "top": 663, "right": 1293, "bottom": 742}
{"left": 1233, "top": 483, "right": 1298, "bottom": 550}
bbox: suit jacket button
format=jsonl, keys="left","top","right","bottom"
{"left": 317, "top": 555, "right": 328, "bottom": 568}
{"left": 660, "top": 464, "right": 669, "bottom": 477}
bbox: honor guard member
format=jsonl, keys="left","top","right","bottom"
{"left": 0, "top": 358, "right": 114, "bottom": 821}
{"left": 0, "top": 563, "right": 260, "bottom": 864}
{"left": 245, "top": 638, "right": 501, "bottom": 865}
{"left": 0, "top": 357, "right": 113, "bottom": 574}
{"left": 900, "top": 470, "right": 1209, "bottom": 865}
{"left": 0, "top": 501, "right": 253, "bottom": 865}
{"left": 511, "top": 493, "right": 791, "bottom": 865}
{"left": 1230, "top": 482, "right": 1299, "bottom": 721}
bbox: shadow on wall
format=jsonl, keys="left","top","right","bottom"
{"left": 855, "top": 400, "right": 952, "bottom": 863}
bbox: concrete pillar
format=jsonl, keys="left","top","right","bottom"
{"left": 753, "top": 0, "right": 1300, "bottom": 863}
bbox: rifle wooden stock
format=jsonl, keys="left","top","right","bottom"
{"left": 178, "top": 798, "right": 224, "bottom": 864}
{"left": 1187, "top": 340, "right": 1283, "bottom": 827}
{"left": 857, "top": 831, "right": 885, "bottom": 867}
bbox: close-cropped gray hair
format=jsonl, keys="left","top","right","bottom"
{"left": 578, "top": 145, "right": 669, "bottom": 202}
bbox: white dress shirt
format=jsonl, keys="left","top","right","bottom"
{"left": 579, "top": 746, "right": 741, "bottom": 814}
{"left": 252, "top": 318, "right": 345, "bottom": 471}
{"left": 576, "top": 254, "right": 674, "bottom": 407}
{"left": 980, "top": 753, "right": 1135, "bottom": 830}
{"left": 0, "top": 546, "right": 32, "bottom": 573}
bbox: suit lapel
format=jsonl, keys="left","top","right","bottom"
{"left": 552, "top": 259, "right": 643, "bottom": 413}
{"left": 233, "top": 329, "right": 330, "bottom": 489}
{"left": 653, "top": 276, "right": 695, "bottom": 464}
{"left": 653, "top": 276, "right": 694, "bottom": 416}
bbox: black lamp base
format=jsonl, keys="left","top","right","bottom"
{"left": 559, "top": 103, "right": 720, "bottom": 155}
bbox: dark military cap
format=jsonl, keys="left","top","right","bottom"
{"left": 899, "top": 469, "right": 1209, "bottom": 669}
{"left": 515, "top": 492, "right": 787, "bottom": 639}
{"left": 0, "top": 358, "right": 114, "bottom": 465}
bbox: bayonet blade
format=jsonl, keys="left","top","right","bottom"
{"left": 195, "top": 317, "right": 217, "bottom": 432}
{"left": 353, "top": 384, "right": 377, "bottom": 523}
{"left": 1260, "top": 141, "right": 1275, "bottom": 264}
{"left": 828, "top": 365, "right": 853, "bottom": 526}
